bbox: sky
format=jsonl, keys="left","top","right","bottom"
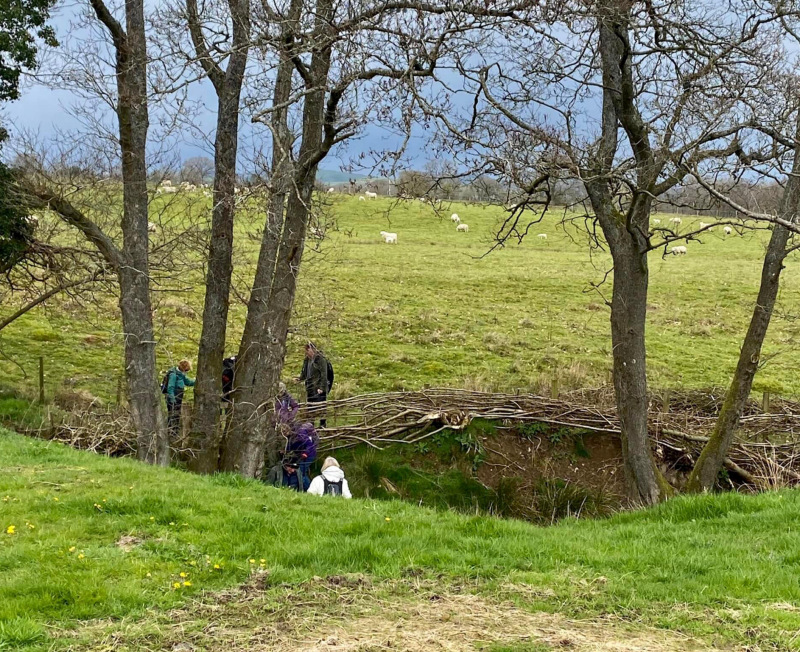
{"left": 2, "top": 4, "right": 433, "bottom": 175}
{"left": 2, "top": 0, "right": 438, "bottom": 177}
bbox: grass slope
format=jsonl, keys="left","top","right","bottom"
{"left": 1, "top": 429, "right": 800, "bottom": 650}
{"left": 1, "top": 196, "right": 800, "bottom": 404}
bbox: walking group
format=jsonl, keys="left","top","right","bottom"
{"left": 160, "top": 342, "right": 350, "bottom": 497}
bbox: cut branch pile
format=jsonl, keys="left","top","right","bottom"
{"left": 301, "top": 388, "right": 800, "bottom": 487}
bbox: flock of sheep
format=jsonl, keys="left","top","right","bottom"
{"left": 655, "top": 216, "right": 737, "bottom": 256}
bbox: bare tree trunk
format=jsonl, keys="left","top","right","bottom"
{"left": 187, "top": 0, "right": 250, "bottom": 473}
{"left": 687, "top": 121, "right": 800, "bottom": 490}
{"left": 608, "top": 233, "right": 665, "bottom": 504}
{"left": 221, "top": 0, "right": 333, "bottom": 477}
{"left": 89, "top": 0, "right": 168, "bottom": 464}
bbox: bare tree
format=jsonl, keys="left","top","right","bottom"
{"left": 410, "top": 0, "right": 784, "bottom": 502}
{"left": 152, "top": 0, "right": 252, "bottom": 472}
{"left": 217, "top": 0, "right": 474, "bottom": 476}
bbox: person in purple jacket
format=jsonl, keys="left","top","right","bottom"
{"left": 274, "top": 382, "right": 299, "bottom": 428}
{"left": 286, "top": 421, "right": 318, "bottom": 491}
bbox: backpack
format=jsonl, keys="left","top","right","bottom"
{"left": 326, "top": 360, "right": 334, "bottom": 392}
{"left": 322, "top": 477, "right": 343, "bottom": 496}
{"left": 160, "top": 369, "right": 174, "bottom": 394}
{"left": 221, "top": 357, "right": 236, "bottom": 393}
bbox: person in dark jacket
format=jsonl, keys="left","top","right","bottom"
{"left": 166, "top": 359, "right": 195, "bottom": 438}
{"left": 296, "top": 342, "right": 328, "bottom": 427}
{"left": 264, "top": 460, "right": 302, "bottom": 491}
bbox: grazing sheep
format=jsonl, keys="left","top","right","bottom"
{"left": 365, "top": 191, "right": 378, "bottom": 199}
{"left": 327, "top": 187, "right": 335, "bottom": 193}
{"left": 457, "top": 223, "right": 469, "bottom": 232}
{"left": 379, "top": 231, "right": 397, "bottom": 244}
{"left": 161, "top": 180, "right": 173, "bottom": 188}
{"left": 450, "top": 213, "right": 460, "bottom": 223}
{"left": 25, "top": 214, "right": 39, "bottom": 227}
{"left": 537, "top": 233, "right": 547, "bottom": 240}
{"left": 699, "top": 222, "right": 709, "bottom": 229}
{"left": 670, "top": 245, "right": 687, "bottom": 255}
{"left": 147, "top": 221, "right": 157, "bottom": 233}
{"left": 653, "top": 218, "right": 661, "bottom": 225}
{"left": 160, "top": 186, "right": 177, "bottom": 194}
{"left": 359, "top": 196, "right": 365, "bottom": 201}
{"left": 670, "top": 217, "right": 682, "bottom": 225}
{"left": 724, "top": 226, "right": 733, "bottom": 235}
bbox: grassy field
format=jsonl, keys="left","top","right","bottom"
{"left": 2, "top": 429, "right": 800, "bottom": 650}
{"left": 2, "top": 194, "right": 800, "bottom": 405}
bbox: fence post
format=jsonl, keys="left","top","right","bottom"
{"left": 116, "top": 376, "right": 123, "bottom": 406}
{"left": 550, "top": 376, "right": 560, "bottom": 400}
{"left": 662, "top": 389, "right": 671, "bottom": 415}
{"left": 38, "top": 356, "right": 45, "bottom": 404}
{"left": 762, "top": 391, "right": 771, "bottom": 414}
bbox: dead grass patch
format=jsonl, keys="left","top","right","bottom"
{"left": 69, "top": 576, "right": 710, "bottom": 652}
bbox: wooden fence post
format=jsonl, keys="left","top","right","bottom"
{"left": 38, "top": 356, "right": 45, "bottom": 404}
{"left": 762, "top": 391, "right": 771, "bottom": 414}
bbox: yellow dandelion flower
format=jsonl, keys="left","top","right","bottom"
{"left": 385, "top": 517, "right": 391, "bottom": 522}
{"left": 53, "top": 497, "right": 59, "bottom": 502}
{"left": 173, "top": 582, "right": 181, "bottom": 589}
{"left": 150, "top": 517, "right": 155, "bottom": 521}
{"left": 102, "top": 499, "right": 107, "bottom": 502}
{"left": 146, "top": 572, "right": 151, "bottom": 577}
{"left": 78, "top": 553, "right": 85, "bottom": 559}
{"left": 249, "top": 559, "right": 255, "bottom": 564}
{"left": 179, "top": 572, "right": 187, "bottom": 578}
{"left": 260, "top": 558, "right": 265, "bottom": 564}
{"left": 69, "top": 546, "right": 76, "bottom": 552}
{"left": 183, "top": 581, "right": 192, "bottom": 587}
{"left": 213, "top": 564, "right": 221, "bottom": 569}
{"left": 6, "top": 525, "right": 15, "bottom": 535}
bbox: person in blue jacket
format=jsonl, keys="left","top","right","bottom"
{"left": 165, "top": 359, "right": 195, "bottom": 438}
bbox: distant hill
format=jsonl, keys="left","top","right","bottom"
{"left": 317, "top": 169, "right": 365, "bottom": 184}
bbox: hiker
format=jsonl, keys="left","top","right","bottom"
{"left": 286, "top": 421, "right": 317, "bottom": 490}
{"left": 163, "top": 359, "right": 195, "bottom": 438}
{"left": 295, "top": 342, "right": 331, "bottom": 428}
{"left": 221, "top": 355, "right": 236, "bottom": 403}
{"left": 264, "top": 457, "right": 303, "bottom": 492}
{"left": 274, "top": 381, "right": 299, "bottom": 430}
{"left": 307, "top": 457, "right": 352, "bottom": 498}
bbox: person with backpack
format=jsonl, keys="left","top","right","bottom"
{"left": 295, "top": 342, "right": 332, "bottom": 427}
{"left": 307, "top": 457, "right": 352, "bottom": 498}
{"left": 162, "top": 359, "right": 195, "bottom": 438}
{"left": 286, "top": 421, "right": 317, "bottom": 491}
{"left": 308, "top": 457, "right": 353, "bottom": 498}
{"left": 274, "top": 381, "right": 299, "bottom": 429}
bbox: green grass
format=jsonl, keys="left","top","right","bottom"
{"left": 2, "top": 429, "right": 800, "bottom": 649}
{"left": 2, "top": 195, "right": 800, "bottom": 403}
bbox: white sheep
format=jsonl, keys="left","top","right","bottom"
{"left": 670, "top": 245, "right": 687, "bottom": 255}
{"left": 723, "top": 226, "right": 733, "bottom": 235}
{"left": 653, "top": 218, "right": 661, "bottom": 225}
{"left": 450, "top": 213, "right": 460, "bottom": 223}
{"left": 457, "top": 223, "right": 469, "bottom": 232}
{"left": 161, "top": 186, "right": 177, "bottom": 194}
{"left": 327, "top": 187, "right": 335, "bottom": 193}
{"left": 699, "top": 222, "right": 709, "bottom": 229}
{"left": 537, "top": 233, "right": 547, "bottom": 240}
{"left": 147, "top": 221, "right": 157, "bottom": 233}
{"left": 358, "top": 196, "right": 365, "bottom": 201}
{"left": 670, "top": 217, "right": 682, "bottom": 225}
{"left": 161, "top": 180, "right": 173, "bottom": 188}
{"left": 365, "top": 191, "right": 378, "bottom": 199}
{"left": 25, "top": 214, "right": 40, "bottom": 227}
{"left": 379, "top": 231, "right": 397, "bottom": 244}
